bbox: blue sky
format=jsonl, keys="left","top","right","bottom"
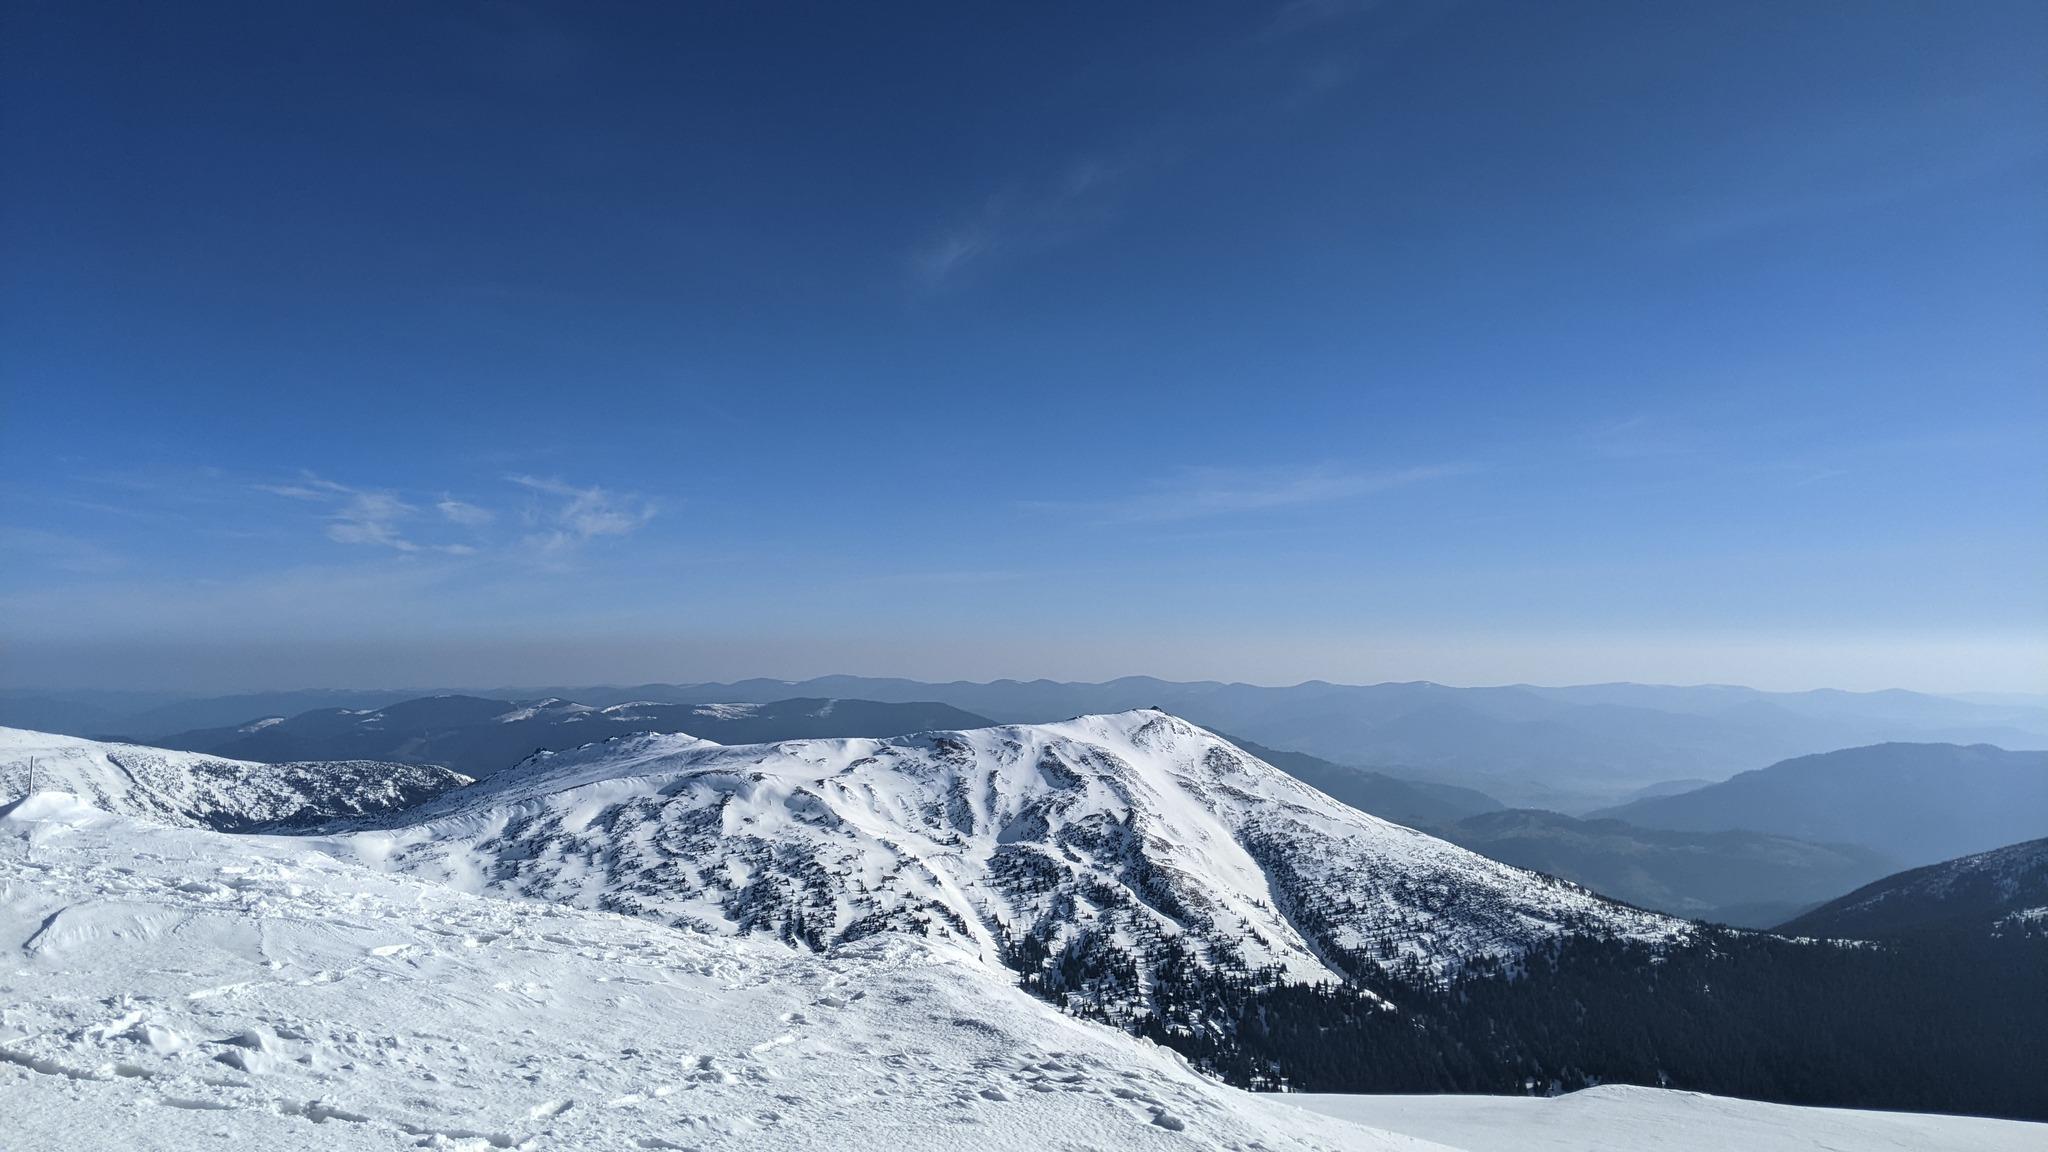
{"left": 3, "top": 1, "right": 2043, "bottom": 692}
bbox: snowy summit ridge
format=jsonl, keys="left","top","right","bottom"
{"left": 351, "top": 709, "right": 1683, "bottom": 1013}
{"left": 0, "top": 727, "right": 471, "bottom": 832}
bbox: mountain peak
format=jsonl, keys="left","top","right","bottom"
{"left": 353, "top": 712, "right": 1682, "bottom": 1023}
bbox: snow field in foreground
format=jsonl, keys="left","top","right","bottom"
{"left": 4, "top": 781, "right": 2040, "bottom": 1152}
{"left": 1286, "top": 1085, "right": 2046, "bottom": 1152}
{"left": 0, "top": 793, "right": 1439, "bottom": 1151}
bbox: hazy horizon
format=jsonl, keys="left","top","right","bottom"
{"left": 6, "top": 644, "right": 2043, "bottom": 699}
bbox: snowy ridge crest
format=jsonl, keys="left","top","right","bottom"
{"left": 0, "top": 727, "right": 470, "bottom": 832}
{"left": 351, "top": 710, "right": 1684, "bottom": 1015}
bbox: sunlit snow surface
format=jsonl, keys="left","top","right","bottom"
{"left": 347, "top": 711, "right": 1684, "bottom": 1001}
{"left": 1287, "top": 1087, "right": 2045, "bottom": 1152}
{"left": 0, "top": 793, "right": 1441, "bottom": 1151}
{"left": 6, "top": 793, "right": 2040, "bottom": 1151}
{"left": 0, "top": 727, "right": 468, "bottom": 832}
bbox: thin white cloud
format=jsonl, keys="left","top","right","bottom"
{"left": 258, "top": 474, "right": 427, "bottom": 553}
{"left": 255, "top": 483, "right": 335, "bottom": 500}
{"left": 437, "top": 497, "right": 496, "bottom": 526}
{"left": 1027, "top": 463, "right": 1470, "bottom": 524}
{"left": 1583, "top": 413, "right": 1700, "bottom": 460}
{"left": 258, "top": 472, "right": 653, "bottom": 556}
{"left": 910, "top": 227, "right": 995, "bottom": 289}
{"left": 909, "top": 153, "right": 1148, "bottom": 291}
{"left": 506, "top": 474, "right": 656, "bottom": 551}
{"left": 905, "top": 1, "right": 1389, "bottom": 293}
{"left": 326, "top": 489, "right": 418, "bottom": 551}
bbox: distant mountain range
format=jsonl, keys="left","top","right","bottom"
{"left": 1778, "top": 837, "right": 2048, "bottom": 939}
{"left": 1598, "top": 743, "right": 2048, "bottom": 867}
{"left": 1428, "top": 809, "right": 1898, "bottom": 927}
{"left": 148, "top": 695, "right": 995, "bottom": 779}
{"left": 1212, "top": 732, "right": 1505, "bottom": 828}
{"left": 1205, "top": 733, "right": 1902, "bottom": 925}
{"left": 16, "top": 677, "right": 2042, "bottom": 810}
{"left": 21, "top": 681, "right": 2042, "bottom": 925}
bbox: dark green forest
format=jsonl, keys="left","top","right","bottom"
{"left": 1011, "top": 923, "right": 2048, "bottom": 1121}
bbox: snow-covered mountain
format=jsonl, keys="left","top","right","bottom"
{"left": 0, "top": 727, "right": 469, "bottom": 832}
{"left": 1777, "top": 836, "right": 2048, "bottom": 939}
{"left": 6, "top": 789, "right": 2041, "bottom": 1151}
{"left": 5, "top": 718, "right": 2046, "bottom": 1137}
{"left": 0, "top": 789, "right": 1434, "bottom": 1152}
{"left": 346, "top": 710, "right": 1683, "bottom": 1020}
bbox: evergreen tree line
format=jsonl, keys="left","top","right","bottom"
{"left": 1058, "top": 927, "right": 2048, "bottom": 1121}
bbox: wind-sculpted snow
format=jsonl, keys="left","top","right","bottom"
{"left": 1, "top": 791, "right": 1447, "bottom": 1151}
{"left": 0, "top": 727, "right": 470, "bottom": 832}
{"left": 348, "top": 711, "right": 1683, "bottom": 1016}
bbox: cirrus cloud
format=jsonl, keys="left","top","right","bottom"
{"left": 506, "top": 474, "right": 657, "bottom": 551}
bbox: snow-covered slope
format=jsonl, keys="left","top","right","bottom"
{"left": 9, "top": 795, "right": 2037, "bottom": 1151}
{"left": 1287, "top": 1086, "right": 2045, "bottom": 1152}
{"left": 0, "top": 727, "right": 469, "bottom": 832}
{"left": 346, "top": 710, "right": 1683, "bottom": 1015}
{"left": 0, "top": 791, "right": 1442, "bottom": 1152}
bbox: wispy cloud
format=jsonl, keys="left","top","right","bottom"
{"left": 1581, "top": 413, "right": 1716, "bottom": 462}
{"left": 258, "top": 471, "right": 656, "bottom": 556}
{"left": 909, "top": 154, "right": 1145, "bottom": 291}
{"left": 327, "top": 489, "right": 419, "bottom": 551}
{"left": 255, "top": 482, "right": 338, "bottom": 501}
{"left": 437, "top": 497, "right": 496, "bottom": 526}
{"left": 1025, "top": 463, "right": 1471, "bottom": 524}
{"left": 910, "top": 227, "right": 995, "bottom": 289}
{"left": 1658, "top": 88, "right": 2043, "bottom": 248}
{"left": 257, "top": 475, "right": 426, "bottom": 552}
{"left": 507, "top": 475, "right": 656, "bottom": 551}
{"left": 259, "top": 474, "right": 506, "bottom": 554}
{"left": 905, "top": 2, "right": 1396, "bottom": 292}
